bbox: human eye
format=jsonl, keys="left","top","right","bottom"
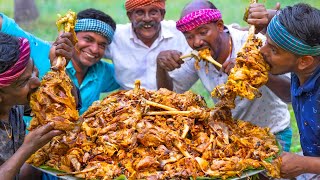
{"left": 135, "top": 10, "right": 144, "bottom": 16}
{"left": 99, "top": 43, "right": 106, "bottom": 50}
{"left": 271, "top": 47, "right": 277, "bottom": 54}
{"left": 184, "top": 34, "right": 193, "bottom": 41}
{"left": 83, "top": 36, "right": 92, "bottom": 42}
{"left": 150, "top": 9, "right": 159, "bottom": 16}
{"left": 199, "top": 29, "right": 208, "bottom": 36}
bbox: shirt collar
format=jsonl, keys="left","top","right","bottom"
{"left": 66, "top": 61, "right": 98, "bottom": 88}
{"left": 292, "top": 66, "right": 320, "bottom": 96}
{"left": 66, "top": 61, "right": 76, "bottom": 74}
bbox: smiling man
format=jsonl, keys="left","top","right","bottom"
{"left": 105, "top": 0, "right": 192, "bottom": 90}
{"left": 156, "top": 0, "right": 293, "bottom": 152}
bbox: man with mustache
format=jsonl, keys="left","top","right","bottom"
{"left": 105, "top": 0, "right": 192, "bottom": 90}
{"left": 156, "top": 0, "right": 292, "bottom": 152}
{"left": 0, "top": 32, "right": 72, "bottom": 179}
{"left": 249, "top": 3, "right": 320, "bottom": 179}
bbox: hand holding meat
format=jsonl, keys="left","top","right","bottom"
{"left": 50, "top": 32, "right": 75, "bottom": 69}
{"left": 157, "top": 50, "right": 184, "bottom": 71}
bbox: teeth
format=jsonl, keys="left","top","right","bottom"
{"left": 85, "top": 52, "right": 94, "bottom": 58}
{"left": 144, "top": 25, "right": 152, "bottom": 28}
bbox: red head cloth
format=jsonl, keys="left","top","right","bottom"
{"left": 176, "top": 9, "right": 222, "bottom": 32}
{"left": 0, "top": 37, "right": 30, "bottom": 88}
{"left": 125, "top": 0, "right": 165, "bottom": 12}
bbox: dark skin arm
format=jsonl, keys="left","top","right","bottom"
{"left": 0, "top": 123, "right": 62, "bottom": 180}
{"left": 281, "top": 152, "right": 320, "bottom": 178}
{"left": 156, "top": 50, "right": 184, "bottom": 90}
{"left": 265, "top": 74, "right": 291, "bottom": 102}
{"left": 0, "top": 15, "right": 2, "bottom": 30}
{"left": 247, "top": 3, "right": 280, "bottom": 34}
{"left": 49, "top": 33, "right": 80, "bottom": 104}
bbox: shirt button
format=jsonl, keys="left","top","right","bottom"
{"left": 304, "top": 122, "right": 308, "bottom": 126}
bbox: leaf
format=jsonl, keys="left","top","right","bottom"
{"left": 114, "top": 175, "right": 128, "bottom": 180}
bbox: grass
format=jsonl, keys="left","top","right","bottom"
{"left": 1, "top": 0, "right": 312, "bottom": 152}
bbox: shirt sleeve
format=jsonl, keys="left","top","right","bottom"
{"left": 170, "top": 58, "right": 199, "bottom": 93}
{"left": 101, "top": 61, "right": 120, "bottom": 92}
{"left": 0, "top": 13, "right": 52, "bottom": 78}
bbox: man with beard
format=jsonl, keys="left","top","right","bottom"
{"left": 156, "top": 0, "right": 292, "bottom": 152}
{"left": 0, "top": 32, "right": 71, "bottom": 179}
{"left": 105, "top": 0, "right": 192, "bottom": 90}
{"left": 0, "top": 9, "right": 120, "bottom": 115}
{"left": 249, "top": 3, "right": 320, "bottom": 179}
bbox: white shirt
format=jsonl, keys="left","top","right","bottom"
{"left": 171, "top": 25, "right": 291, "bottom": 134}
{"left": 106, "top": 20, "right": 192, "bottom": 90}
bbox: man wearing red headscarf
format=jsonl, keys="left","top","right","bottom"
{"left": 125, "top": 0, "right": 165, "bottom": 12}
{"left": 0, "top": 32, "right": 73, "bottom": 179}
{"left": 105, "top": 0, "right": 192, "bottom": 90}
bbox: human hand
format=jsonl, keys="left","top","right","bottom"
{"left": 49, "top": 32, "right": 75, "bottom": 68}
{"left": 247, "top": 3, "right": 269, "bottom": 33}
{"left": 157, "top": 50, "right": 184, "bottom": 71}
{"left": 221, "top": 58, "right": 235, "bottom": 74}
{"left": 280, "top": 152, "right": 306, "bottom": 178}
{"left": 22, "top": 122, "right": 63, "bottom": 154}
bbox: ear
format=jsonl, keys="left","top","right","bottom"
{"left": 127, "top": 11, "right": 132, "bottom": 21}
{"left": 216, "top": 20, "right": 225, "bottom": 32}
{"left": 160, "top": 9, "right": 166, "bottom": 21}
{"left": 0, "top": 92, "right": 3, "bottom": 104}
{"left": 297, "top": 55, "right": 315, "bottom": 70}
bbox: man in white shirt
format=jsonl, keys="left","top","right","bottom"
{"left": 105, "top": 0, "right": 192, "bottom": 90}
{"left": 156, "top": 0, "right": 292, "bottom": 151}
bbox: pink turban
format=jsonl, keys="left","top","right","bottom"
{"left": 176, "top": 9, "right": 222, "bottom": 32}
{"left": 0, "top": 37, "right": 30, "bottom": 87}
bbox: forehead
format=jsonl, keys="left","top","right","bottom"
{"left": 265, "top": 34, "right": 297, "bottom": 56}
{"left": 132, "top": 5, "right": 162, "bottom": 12}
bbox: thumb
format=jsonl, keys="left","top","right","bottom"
{"left": 273, "top": 2, "right": 280, "bottom": 10}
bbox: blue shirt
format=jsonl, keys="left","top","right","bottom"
{"left": 291, "top": 67, "right": 320, "bottom": 156}
{"left": 1, "top": 13, "right": 120, "bottom": 114}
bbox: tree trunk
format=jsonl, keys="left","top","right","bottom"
{"left": 14, "top": 0, "right": 39, "bottom": 24}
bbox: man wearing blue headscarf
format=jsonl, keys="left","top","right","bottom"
{"left": 248, "top": 3, "right": 320, "bottom": 179}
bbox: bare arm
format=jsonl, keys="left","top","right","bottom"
{"left": 265, "top": 74, "right": 291, "bottom": 103}
{"left": 156, "top": 63, "right": 173, "bottom": 90}
{"left": 0, "top": 123, "right": 62, "bottom": 179}
{"left": 156, "top": 50, "right": 184, "bottom": 90}
{"left": 0, "top": 15, "right": 2, "bottom": 30}
{"left": 281, "top": 152, "right": 320, "bottom": 178}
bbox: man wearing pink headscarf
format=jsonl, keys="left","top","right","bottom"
{"left": 157, "top": 0, "right": 293, "bottom": 152}
{"left": 0, "top": 32, "right": 73, "bottom": 179}
{"left": 105, "top": 0, "right": 192, "bottom": 90}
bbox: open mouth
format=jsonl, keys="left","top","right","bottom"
{"left": 83, "top": 51, "right": 97, "bottom": 59}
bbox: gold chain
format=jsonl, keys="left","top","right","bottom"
{"left": 2, "top": 122, "right": 12, "bottom": 139}
{"left": 228, "top": 35, "right": 233, "bottom": 59}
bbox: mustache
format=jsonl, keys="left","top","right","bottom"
{"left": 136, "top": 21, "right": 157, "bottom": 28}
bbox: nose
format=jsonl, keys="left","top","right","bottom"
{"left": 29, "top": 76, "right": 40, "bottom": 90}
{"left": 260, "top": 44, "right": 267, "bottom": 55}
{"left": 193, "top": 35, "right": 204, "bottom": 49}
{"left": 90, "top": 43, "right": 99, "bottom": 54}
{"left": 143, "top": 12, "right": 151, "bottom": 22}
